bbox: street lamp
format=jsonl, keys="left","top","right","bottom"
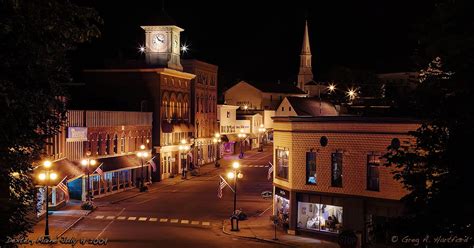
{"left": 228, "top": 161, "right": 243, "bottom": 231}
{"left": 258, "top": 124, "right": 265, "bottom": 152}
{"left": 238, "top": 129, "right": 247, "bottom": 159}
{"left": 179, "top": 140, "right": 190, "bottom": 179}
{"left": 137, "top": 145, "right": 149, "bottom": 192}
{"left": 213, "top": 133, "right": 221, "bottom": 167}
{"left": 81, "top": 152, "right": 97, "bottom": 201}
{"left": 37, "top": 160, "right": 58, "bottom": 239}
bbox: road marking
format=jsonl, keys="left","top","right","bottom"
{"left": 95, "top": 215, "right": 104, "bottom": 219}
{"left": 202, "top": 222, "right": 210, "bottom": 226}
{"left": 117, "top": 216, "right": 126, "bottom": 220}
{"left": 149, "top": 218, "right": 157, "bottom": 222}
{"left": 258, "top": 165, "right": 264, "bottom": 167}
{"left": 170, "top": 219, "right": 179, "bottom": 223}
{"left": 139, "top": 217, "right": 147, "bottom": 221}
{"left": 160, "top": 218, "right": 168, "bottom": 222}
{"left": 106, "top": 216, "right": 115, "bottom": 220}
{"left": 191, "top": 221, "right": 199, "bottom": 225}
{"left": 181, "top": 220, "right": 189, "bottom": 224}
{"left": 96, "top": 207, "right": 125, "bottom": 239}
{"left": 128, "top": 217, "right": 137, "bottom": 221}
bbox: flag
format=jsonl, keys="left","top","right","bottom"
{"left": 218, "top": 177, "right": 226, "bottom": 198}
{"left": 94, "top": 163, "right": 104, "bottom": 176}
{"left": 57, "top": 176, "right": 70, "bottom": 202}
{"left": 147, "top": 156, "right": 157, "bottom": 172}
{"left": 267, "top": 162, "right": 273, "bottom": 180}
{"left": 217, "top": 175, "right": 234, "bottom": 198}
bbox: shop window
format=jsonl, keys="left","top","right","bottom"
{"left": 306, "top": 151, "right": 317, "bottom": 184}
{"left": 297, "top": 202, "right": 343, "bottom": 233}
{"left": 113, "top": 134, "right": 118, "bottom": 154}
{"left": 120, "top": 133, "right": 125, "bottom": 153}
{"left": 97, "top": 135, "right": 103, "bottom": 155}
{"left": 331, "top": 152, "right": 343, "bottom": 187}
{"left": 367, "top": 155, "right": 380, "bottom": 191}
{"left": 105, "top": 134, "right": 110, "bottom": 155}
{"left": 274, "top": 194, "right": 290, "bottom": 226}
{"left": 276, "top": 149, "right": 289, "bottom": 180}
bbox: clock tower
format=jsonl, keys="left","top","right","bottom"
{"left": 141, "top": 12, "right": 183, "bottom": 71}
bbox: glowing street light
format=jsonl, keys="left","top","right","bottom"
{"left": 178, "top": 141, "right": 190, "bottom": 179}
{"left": 227, "top": 161, "right": 244, "bottom": 231}
{"left": 328, "top": 83, "right": 336, "bottom": 93}
{"left": 181, "top": 44, "right": 189, "bottom": 53}
{"left": 38, "top": 160, "right": 58, "bottom": 238}
{"left": 346, "top": 88, "right": 357, "bottom": 100}
{"left": 137, "top": 145, "right": 149, "bottom": 192}
{"left": 138, "top": 45, "right": 145, "bottom": 53}
{"left": 237, "top": 131, "right": 247, "bottom": 159}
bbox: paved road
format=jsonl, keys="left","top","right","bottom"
{"left": 32, "top": 146, "right": 282, "bottom": 248}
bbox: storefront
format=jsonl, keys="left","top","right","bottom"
{"left": 274, "top": 187, "right": 290, "bottom": 227}
{"left": 297, "top": 202, "right": 343, "bottom": 234}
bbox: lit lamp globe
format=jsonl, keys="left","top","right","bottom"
{"left": 140, "top": 144, "right": 146, "bottom": 150}
{"left": 90, "top": 159, "right": 97, "bottom": 165}
{"left": 237, "top": 173, "right": 243, "bottom": 179}
{"left": 38, "top": 173, "right": 46, "bottom": 181}
{"left": 232, "top": 162, "right": 240, "bottom": 169}
{"left": 81, "top": 159, "right": 88, "bottom": 166}
{"left": 227, "top": 172, "right": 235, "bottom": 179}
{"left": 50, "top": 172, "right": 58, "bottom": 180}
{"left": 43, "top": 160, "right": 52, "bottom": 168}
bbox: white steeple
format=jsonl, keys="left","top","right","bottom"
{"left": 297, "top": 20, "right": 313, "bottom": 91}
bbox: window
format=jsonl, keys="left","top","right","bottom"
{"left": 105, "top": 134, "right": 110, "bottom": 155}
{"left": 113, "top": 134, "right": 118, "bottom": 154}
{"left": 306, "top": 151, "right": 317, "bottom": 184}
{"left": 367, "top": 155, "right": 380, "bottom": 191}
{"left": 289, "top": 107, "right": 292, "bottom": 111}
{"left": 331, "top": 152, "right": 343, "bottom": 187}
{"left": 276, "top": 149, "right": 289, "bottom": 180}
{"left": 281, "top": 107, "right": 285, "bottom": 111}
{"left": 97, "top": 135, "right": 103, "bottom": 155}
{"left": 226, "top": 111, "right": 230, "bottom": 118}
{"left": 120, "top": 133, "right": 125, "bottom": 153}
{"left": 297, "top": 202, "right": 343, "bottom": 233}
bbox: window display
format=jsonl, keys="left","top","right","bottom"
{"left": 297, "top": 202, "right": 343, "bottom": 233}
{"left": 274, "top": 195, "right": 290, "bottom": 225}
{"left": 306, "top": 151, "right": 317, "bottom": 184}
{"left": 276, "top": 148, "right": 289, "bottom": 179}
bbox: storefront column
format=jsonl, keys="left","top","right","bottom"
{"left": 288, "top": 190, "right": 298, "bottom": 235}
{"left": 51, "top": 187, "right": 57, "bottom": 206}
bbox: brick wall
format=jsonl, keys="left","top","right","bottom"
{"left": 273, "top": 119, "right": 419, "bottom": 201}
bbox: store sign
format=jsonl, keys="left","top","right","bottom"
{"left": 66, "top": 127, "right": 88, "bottom": 142}
{"left": 235, "top": 120, "right": 251, "bottom": 133}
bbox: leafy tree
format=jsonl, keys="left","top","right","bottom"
{"left": 384, "top": 0, "right": 473, "bottom": 241}
{"left": 0, "top": 0, "right": 101, "bottom": 244}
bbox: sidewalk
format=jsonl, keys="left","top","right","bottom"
{"left": 222, "top": 211, "right": 339, "bottom": 248}
{"left": 28, "top": 200, "right": 92, "bottom": 240}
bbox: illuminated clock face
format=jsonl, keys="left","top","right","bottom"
{"left": 152, "top": 33, "right": 166, "bottom": 51}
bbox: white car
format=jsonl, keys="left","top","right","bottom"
{"left": 261, "top": 191, "right": 273, "bottom": 199}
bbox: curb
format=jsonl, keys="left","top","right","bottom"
{"left": 221, "top": 219, "right": 296, "bottom": 247}
{"left": 56, "top": 207, "right": 95, "bottom": 238}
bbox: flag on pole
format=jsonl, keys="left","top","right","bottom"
{"left": 57, "top": 176, "right": 70, "bottom": 202}
{"left": 267, "top": 162, "right": 273, "bottom": 180}
{"left": 147, "top": 156, "right": 157, "bottom": 172}
{"left": 92, "top": 163, "right": 104, "bottom": 178}
{"left": 217, "top": 175, "right": 234, "bottom": 198}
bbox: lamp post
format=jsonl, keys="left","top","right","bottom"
{"left": 81, "top": 153, "right": 97, "bottom": 202}
{"left": 227, "top": 161, "right": 243, "bottom": 231}
{"left": 137, "top": 144, "right": 149, "bottom": 192}
{"left": 38, "top": 160, "right": 58, "bottom": 239}
{"left": 258, "top": 124, "right": 265, "bottom": 152}
{"left": 179, "top": 139, "right": 190, "bottom": 179}
{"left": 213, "top": 133, "right": 221, "bottom": 167}
{"left": 238, "top": 129, "right": 247, "bottom": 159}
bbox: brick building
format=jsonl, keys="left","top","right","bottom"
{"left": 272, "top": 98, "right": 418, "bottom": 245}
{"left": 182, "top": 59, "right": 218, "bottom": 166}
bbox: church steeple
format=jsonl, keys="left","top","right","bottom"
{"left": 297, "top": 20, "right": 313, "bottom": 91}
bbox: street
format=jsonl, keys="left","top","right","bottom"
{"left": 27, "top": 146, "right": 286, "bottom": 248}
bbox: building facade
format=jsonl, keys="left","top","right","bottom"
{"left": 182, "top": 59, "right": 218, "bottom": 166}
{"left": 217, "top": 104, "right": 239, "bottom": 154}
{"left": 272, "top": 114, "right": 418, "bottom": 245}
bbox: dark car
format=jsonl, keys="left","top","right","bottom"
{"left": 261, "top": 191, "right": 273, "bottom": 199}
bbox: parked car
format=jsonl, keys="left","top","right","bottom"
{"left": 261, "top": 191, "right": 273, "bottom": 199}
{"left": 234, "top": 210, "right": 247, "bottom": 220}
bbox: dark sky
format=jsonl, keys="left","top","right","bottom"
{"left": 71, "top": 0, "right": 431, "bottom": 89}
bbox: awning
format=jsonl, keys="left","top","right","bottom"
{"left": 247, "top": 133, "right": 257, "bottom": 139}
{"left": 161, "top": 121, "right": 173, "bottom": 133}
{"left": 95, "top": 154, "right": 144, "bottom": 173}
{"left": 33, "top": 158, "right": 84, "bottom": 185}
{"left": 226, "top": 134, "right": 240, "bottom": 142}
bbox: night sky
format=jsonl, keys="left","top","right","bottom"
{"left": 71, "top": 0, "right": 432, "bottom": 90}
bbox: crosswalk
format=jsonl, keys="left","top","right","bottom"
{"left": 240, "top": 165, "right": 269, "bottom": 168}
{"left": 93, "top": 215, "right": 211, "bottom": 227}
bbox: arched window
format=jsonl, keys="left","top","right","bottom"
{"left": 121, "top": 133, "right": 126, "bottom": 153}
{"left": 97, "top": 134, "right": 103, "bottom": 155}
{"left": 105, "top": 134, "right": 110, "bottom": 155}
{"left": 113, "top": 134, "right": 118, "bottom": 154}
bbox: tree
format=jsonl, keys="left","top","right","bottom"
{"left": 0, "top": 0, "right": 101, "bottom": 244}
{"left": 384, "top": 0, "right": 473, "bottom": 241}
